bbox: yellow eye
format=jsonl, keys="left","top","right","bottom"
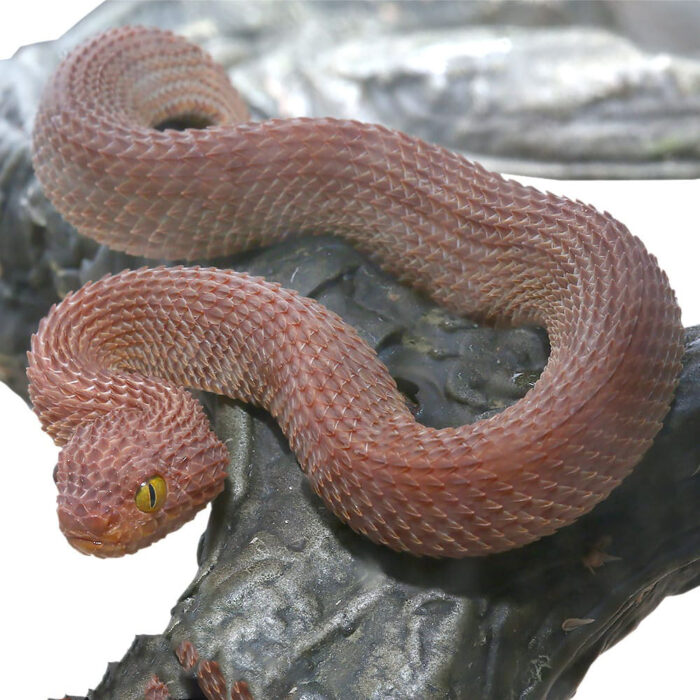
{"left": 135, "top": 475, "right": 167, "bottom": 513}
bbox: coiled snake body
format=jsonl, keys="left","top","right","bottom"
{"left": 28, "top": 27, "right": 683, "bottom": 557}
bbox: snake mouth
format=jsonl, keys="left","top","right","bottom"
{"left": 64, "top": 531, "right": 128, "bottom": 557}
{"left": 65, "top": 533, "right": 105, "bottom": 555}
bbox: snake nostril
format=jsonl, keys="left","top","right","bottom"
{"left": 82, "top": 513, "right": 112, "bottom": 536}
{"left": 53, "top": 463, "right": 59, "bottom": 483}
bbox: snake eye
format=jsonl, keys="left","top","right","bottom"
{"left": 135, "top": 475, "right": 167, "bottom": 513}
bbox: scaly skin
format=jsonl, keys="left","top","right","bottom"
{"left": 28, "top": 26, "right": 683, "bottom": 558}
{"left": 145, "top": 641, "right": 253, "bottom": 700}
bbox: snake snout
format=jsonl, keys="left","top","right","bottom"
{"left": 57, "top": 495, "right": 118, "bottom": 556}
{"left": 57, "top": 502, "right": 111, "bottom": 537}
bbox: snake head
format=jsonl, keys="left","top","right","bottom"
{"left": 53, "top": 394, "right": 229, "bottom": 556}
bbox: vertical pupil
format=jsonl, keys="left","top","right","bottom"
{"left": 148, "top": 482, "right": 157, "bottom": 509}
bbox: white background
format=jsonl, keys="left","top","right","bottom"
{"left": 1, "top": 4, "right": 699, "bottom": 699}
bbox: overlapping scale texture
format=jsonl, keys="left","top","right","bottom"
{"left": 28, "top": 27, "right": 684, "bottom": 557}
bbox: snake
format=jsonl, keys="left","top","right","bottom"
{"left": 27, "top": 26, "right": 684, "bottom": 558}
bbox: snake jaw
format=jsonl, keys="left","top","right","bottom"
{"left": 61, "top": 532, "right": 107, "bottom": 557}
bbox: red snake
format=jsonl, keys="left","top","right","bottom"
{"left": 28, "top": 26, "right": 683, "bottom": 558}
